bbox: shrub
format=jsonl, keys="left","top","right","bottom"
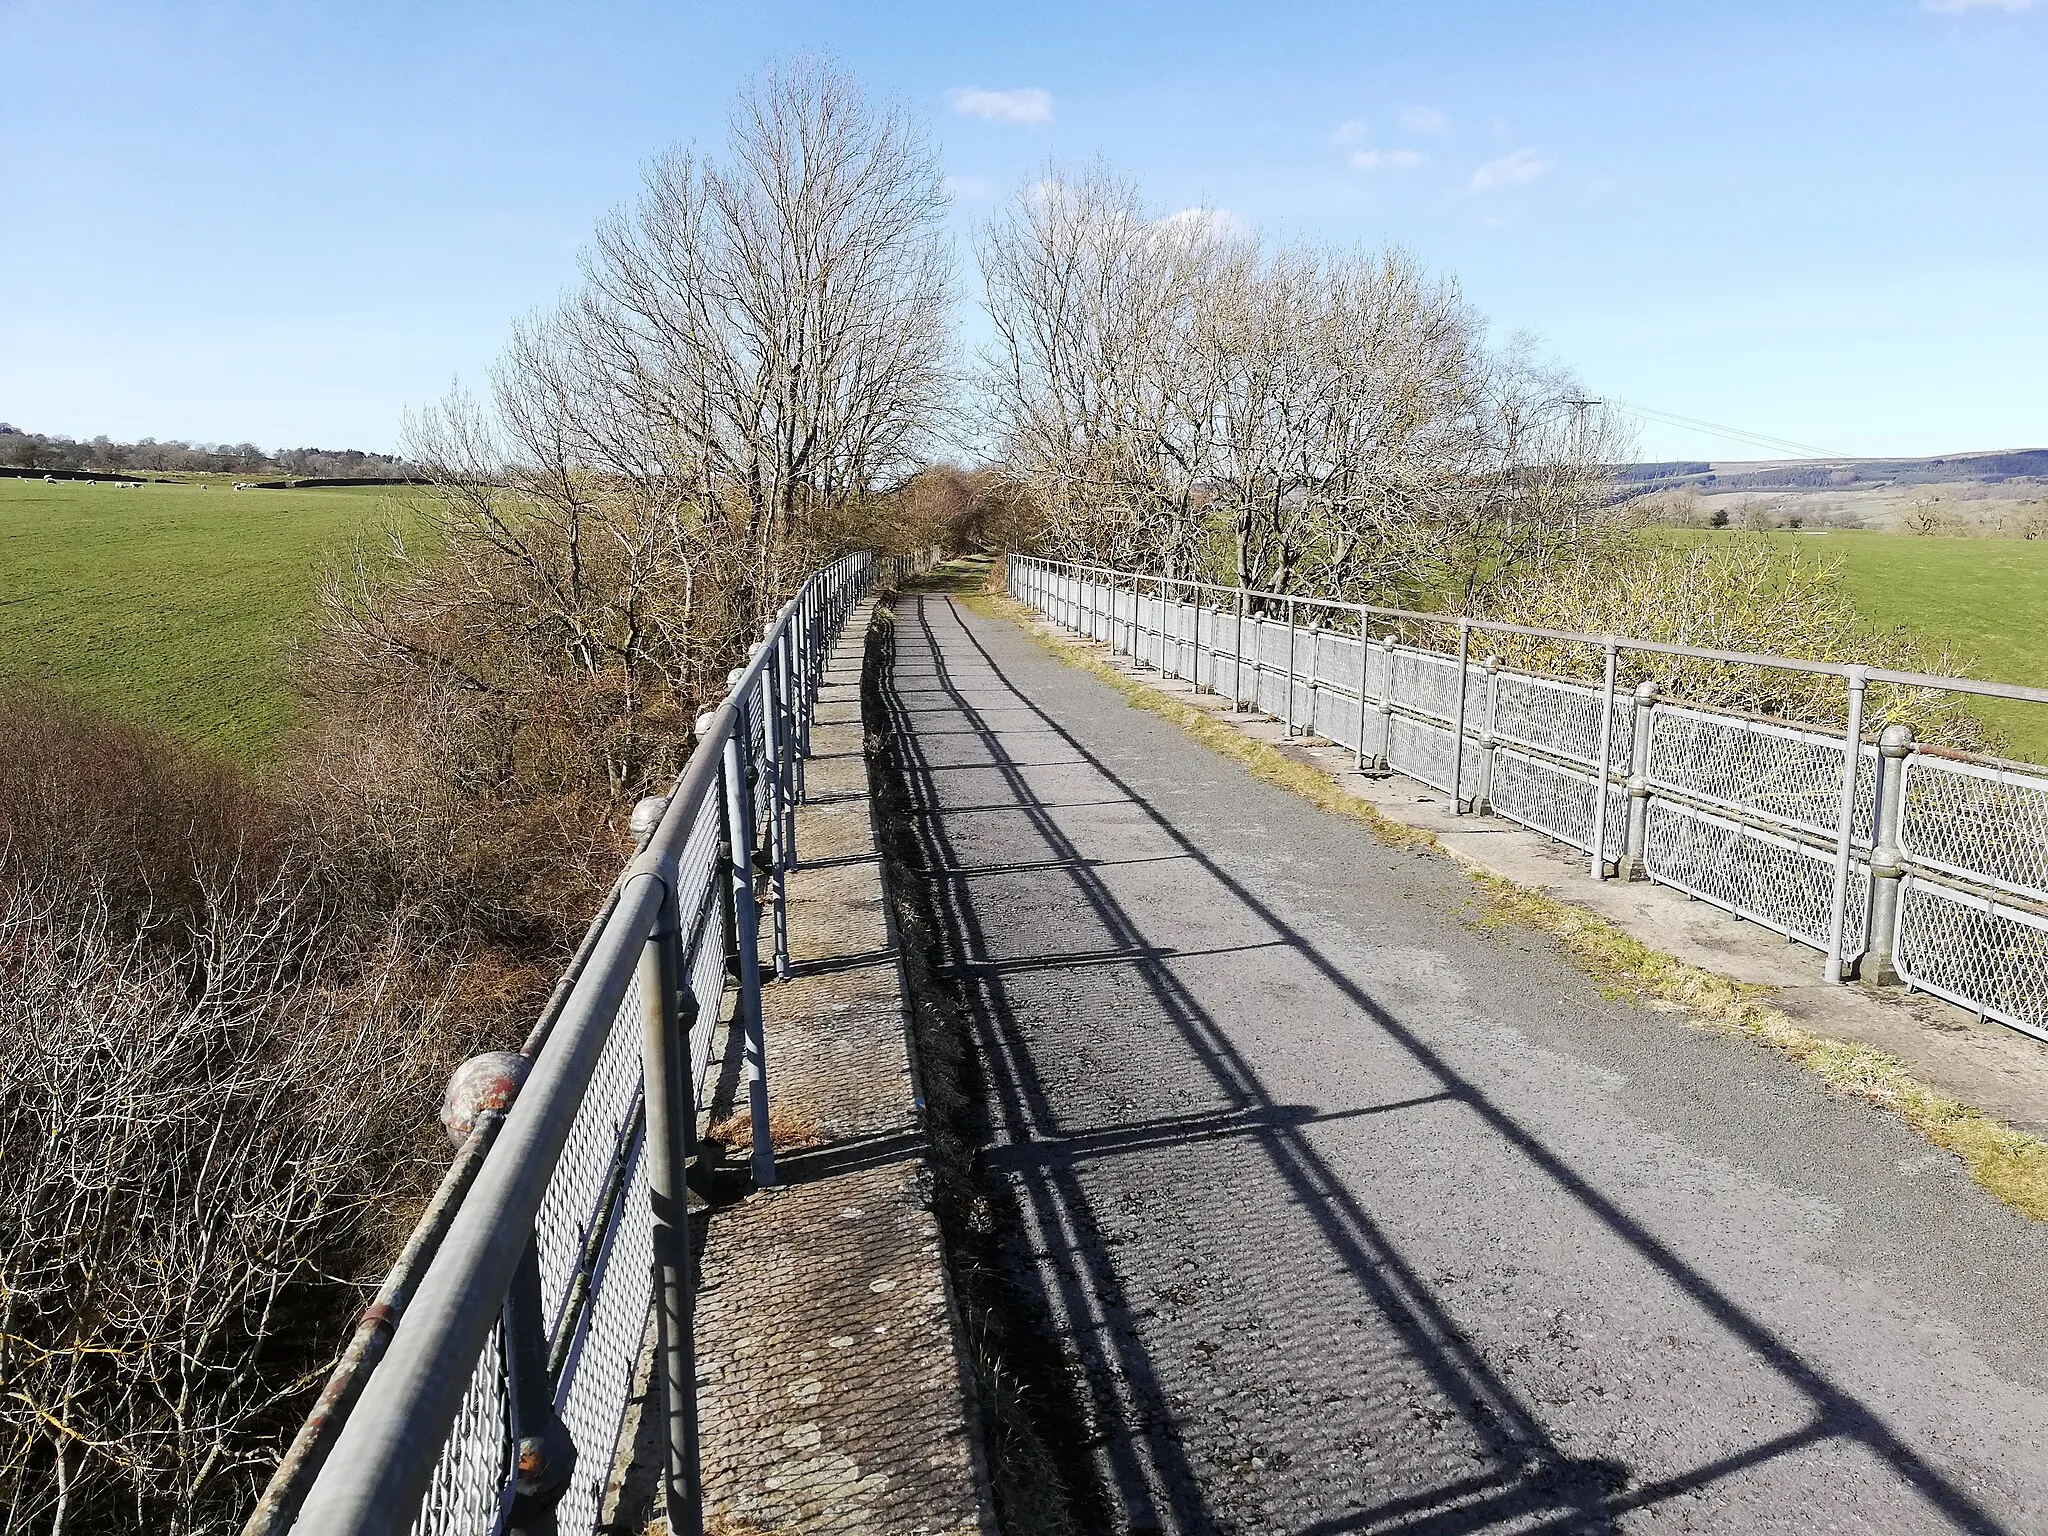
{"left": 0, "top": 687, "right": 499, "bottom": 1534}
{"left": 1472, "top": 540, "right": 1994, "bottom": 750}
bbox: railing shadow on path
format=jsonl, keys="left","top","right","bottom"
{"left": 886, "top": 590, "right": 2010, "bottom": 1536}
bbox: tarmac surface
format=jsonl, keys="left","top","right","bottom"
{"left": 886, "top": 589, "right": 2048, "bottom": 1536}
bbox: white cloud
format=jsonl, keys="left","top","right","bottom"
{"left": 1328, "top": 118, "right": 1371, "bottom": 147}
{"left": 1399, "top": 105, "right": 1452, "bottom": 135}
{"left": 945, "top": 86, "right": 1052, "bottom": 124}
{"left": 1349, "top": 148, "right": 1425, "bottom": 173}
{"left": 1153, "top": 207, "right": 1251, "bottom": 242}
{"left": 1922, "top": 0, "right": 2038, "bottom": 11}
{"left": 1469, "top": 147, "right": 1550, "bottom": 191}
{"left": 943, "top": 174, "right": 996, "bottom": 200}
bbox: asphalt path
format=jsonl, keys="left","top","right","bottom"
{"left": 886, "top": 591, "right": 2048, "bottom": 1536}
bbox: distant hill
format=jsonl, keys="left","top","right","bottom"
{"left": 1619, "top": 449, "right": 2048, "bottom": 495}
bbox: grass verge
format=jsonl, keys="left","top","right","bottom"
{"left": 978, "top": 571, "right": 2048, "bottom": 1225}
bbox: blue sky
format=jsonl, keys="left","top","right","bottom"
{"left": 2, "top": 0, "right": 2043, "bottom": 461}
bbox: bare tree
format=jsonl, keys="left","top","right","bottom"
{"left": 0, "top": 856, "right": 450, "bottom": 1536}
{"left": 320, "top": 59, "right": 955, "bottom": 886}
{"left": 978, "top": 165, "right": 1630, "bottom": 612}
{"left": 573, "top": 57, "right": 953, "bottom": 598}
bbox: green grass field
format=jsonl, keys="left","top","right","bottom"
{"left": 5, "top": 476, "right": 2042, "bottom": 767}
{"left": 1658, "top": 528, "right": 2048, "bottom": 763}
{"left": 0, "top": 476, "right": 410, "bottom": 760}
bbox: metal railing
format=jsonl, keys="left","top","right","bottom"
{"left": 250, "top": 551, "right": 881, "bottom": 1536}
{"left": 1009, "top": 555, "right": 2048, "bottom": 1043}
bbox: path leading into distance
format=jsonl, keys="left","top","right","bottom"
{"left": 885, "top": 589, "right": 2048, "bottom": 1536}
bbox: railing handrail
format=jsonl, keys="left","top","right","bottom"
{"left": 1015, "top": 555, "right": 2048, "bottom": 709}
{"left": 288, "top": 553, "right": 874, "bottom": 1535}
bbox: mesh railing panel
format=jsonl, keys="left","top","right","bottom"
{"left": 1899, "top": 755, "right": 2048, "bottom": 905}
{"left": 1895, "top": 878, "right": 2048, "bottom": 1040}
{"left": 1390, "top": 645, "right": 1461, "bottom": 724}
{"left": 1490, "top": 748, "right": 1626, "bottom": 856}
{"left": 1644, "top": 798, "right": 1869, "bottom": 953}
{"left": 1386, "top": 714, "right": 1483, "bottom": 801}
{"left": 408, "top": 1327, "right": 510, "bottom": 1536}
{"left": 1647, "top": 707, "right": 1875, "bottom": 846}
{"left": 1492, "top": 673, "right": 1632, "bottom": 769}
{"left": 535, "top": 970, "right": 647, "bottom": 1323}
{"left": 552, "top": 1134, "right": 654, "bottom": 1536}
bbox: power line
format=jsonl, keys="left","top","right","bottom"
{"left": 1610, "top": 400, "right": 1849, "bottom": 461}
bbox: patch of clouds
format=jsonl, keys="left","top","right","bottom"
{"left": 1399, "top": 105, "right": 1452, "bottom": 135}
{"left": 1922, "top": 0, "right": 2038, "bottom": 11}
{"left": 1328, "top": 118, "right": 1372, "bottom": 148}
{"left": 1153, "top": 207, "right": 1251, "bottom": 241}
{"left": 943, "top": 174, "right": 996, "bottom": 200}
{"left": 1469, "top": 148, "right": 1550, "bottom": 192}
{"left": 945, "top": 86, "right": 1052, "bottom": 124}
{"left": 1350, "top": 148, "right": 1425, "bottom": 173}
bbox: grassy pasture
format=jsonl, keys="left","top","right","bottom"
{"left": 1654, "top": 528, "right": 2048, "bottom": 764}
{"left": 0, "top": 476, "right": 409, "bottom": 760}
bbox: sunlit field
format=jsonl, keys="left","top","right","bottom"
{"left": 0, "top": 476, "right": 411, "bottom": 758}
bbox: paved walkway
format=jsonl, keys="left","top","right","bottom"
{"left": 688, "top": 599, "right": 989, "bottom": 1536}
{"left": 887, "top": 590, "right": 2048, "bottom": 1535}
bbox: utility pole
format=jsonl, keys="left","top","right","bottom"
{"left": 1562, "top": 396, "right": 1602, "bottom": 538}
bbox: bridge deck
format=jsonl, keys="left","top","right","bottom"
{"left": 887, "top": 586, "right": 2048, "bottom": 1535}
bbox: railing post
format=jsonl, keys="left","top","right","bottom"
{"left": 1475, "top": 656, "right": 1500, "bottom": 814}
{"left": 1193, "top": 584, "right": 1208, "bottom": 692}
{"left": 1376, "top": 634, "right": 1396, "bottom": 770}
{"left": 636, "top": 870, "right": 705, "bottom": 1536}
{"left": 1622, "top": 680, "right": 1659, "bottom": 881}
{"left": 759, "top": 644, "right": 792, "bottom": 981}
{"left": 721, "top": 729, "right": 776, "bottom": 1186}
{"left": 1450, "top": 618, "right": 1473, "bottom": 813}
{"left": 776, "top": 630, "right": 798, "bottom": 863}
{"left": 1233, "top": 586, "right": 1248, "bottom": 710}
{"left": 1353, "top": 613, "right": 1372, "bottom": 771}
{"left": 1306, "top": 619, "right": 1322, "bottom": 736}
{"left": 1284, "top": 596, "right": 1297, "bottom": 735}
{"left": 1865, "top": 723, "right": 1915, "bottom": 985}
{"left": 1590, "top": 638, "right": 1620, "bottom": 880}
{"left": 1825, "top": 666, "right": 1871, "bottom": 985}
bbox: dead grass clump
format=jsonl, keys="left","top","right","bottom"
{"left": 1466, "top": 873, "right": 2048, "bottom": 1222}
{"left": 708, "top": 1104, "right": 827, "bottom": 1154}
{"left": 0, "top": 682, "right": 289, "bottom": 932}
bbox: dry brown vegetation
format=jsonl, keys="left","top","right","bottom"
{"left": 0, "top": 695, "right": 488, "bottom": 1535}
